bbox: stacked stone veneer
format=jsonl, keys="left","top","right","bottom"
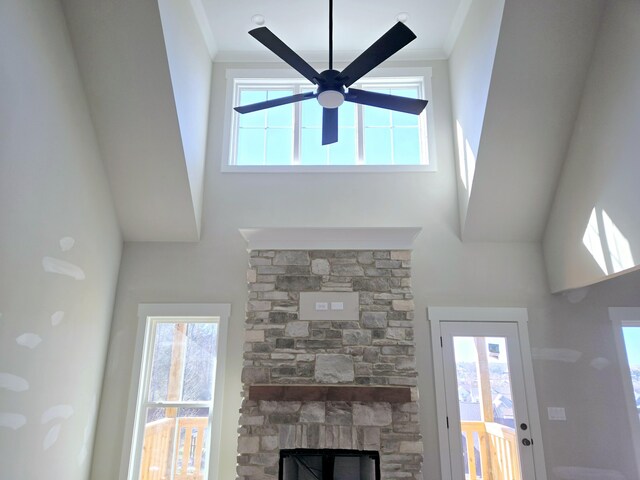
{"left": 238, "top": 250, "right": 423, "bottom": 480}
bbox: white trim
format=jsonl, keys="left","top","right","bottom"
{"left": 188, "top": 0, "right": 218, "bottom": 60}
{"left": 222, "top": 67, "right": 436, "bottom": 173}
{"left": 428, "top": 306, "right": 528, "bottom": 323}
{"left": 120, "top": 303, "right": 230, "bottom": 480}
{"left": 222, "top": 164, "right": 435, "bottom": 174}
{"left": 443, "top": 0, "right": 473, "bottom": 57}
{"left": 214, "top": 48, "right": 447, "bottom": 64}
{"left": 609, "top": 307, "right": 640, "bottom": 478}
{"left": 426, "top": 306, "right": 547, "bottom": 480}
{"left": 238, "top": 227, "right": 422, "bottom": 251}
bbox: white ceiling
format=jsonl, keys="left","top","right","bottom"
{"left": 199, "top": 0, "right": 467, "bottom": 61}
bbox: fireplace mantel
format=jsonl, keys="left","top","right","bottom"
{"left": 249, "top": 385, "right": 412, "bottom": 403}
{"left": 238, "top": 227, "right": 422, "bottom": 251}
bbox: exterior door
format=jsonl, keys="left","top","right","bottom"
{"left": 441, "top": 321, "right": 538, "bottom": 480}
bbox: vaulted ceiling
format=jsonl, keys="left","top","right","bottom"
{"left": 60, "top": 0, "right": 606, "bottom": 245}
{"left": 199, "top": 0, "right": 467, "bottom": 60}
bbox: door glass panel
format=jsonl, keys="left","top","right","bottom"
{"left": 453, "top": 336, "right": 522, "bottom": 480}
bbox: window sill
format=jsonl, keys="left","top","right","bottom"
{"left": 221, "top": 164, "right": 436, "bottom": 173}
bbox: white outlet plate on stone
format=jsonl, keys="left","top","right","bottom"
{"left": 301, "top": 292, "right": 359, "bottom": 320}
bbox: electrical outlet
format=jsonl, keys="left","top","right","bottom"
{"left": 315, "top": 302, "right": 329, "bottom": 311}
{"left": 331, "top": 302, "right": 344, "bottom": 311}
{"left": 547, "top": 407, "right": 566, "bottom": 421}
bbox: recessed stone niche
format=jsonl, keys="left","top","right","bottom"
{"left": 238, "top": 250, "right": 423, "bottom": 480}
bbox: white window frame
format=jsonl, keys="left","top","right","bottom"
{"left": 427, "top": 307, "right": 548, "bottom": 480}
{"left": 221, "top": 67, "right": 436, "bottom": 173}
{"left": 119, "top": 303, "right": 230, "bottom": 480}
{"left": 610, "top": 307, "right": 640, "bottom": 477}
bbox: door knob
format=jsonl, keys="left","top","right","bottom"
{"left": 522, "top": 438, "right": 531, "bottom": 446}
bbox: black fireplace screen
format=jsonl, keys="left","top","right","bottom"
{"left": 279, "top": 449, "right": 380, "bottom": 480}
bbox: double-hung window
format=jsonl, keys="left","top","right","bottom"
{"left": 223, "top": 68, "right": 435, "bottom": 172}
{"left": 126, "top": 304, "right": 229, "bottom": 480}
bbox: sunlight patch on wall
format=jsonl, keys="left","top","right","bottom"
{"left": 582, "top": 208, "right": 636, "bottom": 276}
{"left": 602, "top": 210, "right": 634, "bottom": 273}
{"left": 456, "top": 120, "right": 476, "bottom": 197}
{"left": 582, "top": 208, "right": 607, "bottom": 274}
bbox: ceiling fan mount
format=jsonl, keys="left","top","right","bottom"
{"left": 234, "top": 0, "right": 428, "bottom": 145}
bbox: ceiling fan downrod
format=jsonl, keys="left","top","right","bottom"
{"left": 329, "top": 0, "right": 333, "bottom": 71}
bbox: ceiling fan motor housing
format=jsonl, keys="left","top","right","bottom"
{"left": 316, "top": 69, "right": 346, "bottom": 108}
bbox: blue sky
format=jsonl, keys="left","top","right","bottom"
{"left": 623, "top": 326, "right": 640, "bottom": 366}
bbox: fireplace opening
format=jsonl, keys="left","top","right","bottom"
{"left": 279, "top": 449, "right": 380, "bottom": 480}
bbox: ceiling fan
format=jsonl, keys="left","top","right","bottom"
{"left": 234, "top": 0, "right": 428, "bottom": 145}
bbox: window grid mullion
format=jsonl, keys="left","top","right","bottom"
{"left": 233, "top": 78, "right": 428, "bottom": 168}
{"left": 293, "top": 84, "right": 301, "bottom": 165}
{"left": 356, "top": 82, "right": 365, "bottom": 165}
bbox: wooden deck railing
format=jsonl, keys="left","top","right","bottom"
{"left": 140, "top": 416, "right": 208, "bottom": 480}
{"left": 461, "top": 421, "right": 520, "bottom": 480}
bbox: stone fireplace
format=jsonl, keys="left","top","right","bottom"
{"left": 238, "top": 250, "right": 423, "bottom": 480}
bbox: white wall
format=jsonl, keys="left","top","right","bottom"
{"left": 158, "top": 0, "right": 213, "bottom": 237}
{"left": 544, "top": 0, "right": 640, "bottom": 293}
{"left": 528, "top": 270, "right": 640, "bottom": 480}
{"left": 0, "top": 1, "right": 122, "bottom": 478}
{"left": 448, "top": 0, "right": 505, "bottom": 230}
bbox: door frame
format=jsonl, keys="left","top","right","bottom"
{"left": 427, "top": 307, "right": 547, "bottom": 480}
{"left": 609, "top": 307, "right": 640, "bottom": 478}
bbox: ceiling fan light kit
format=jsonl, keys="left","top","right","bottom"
{"left": 234, "top": 0, "right": 428, "bottom": 145}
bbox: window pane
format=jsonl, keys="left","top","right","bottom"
{"left": 329, "top": 128, "right": 356, "bottom": 165}
{"left": 364, "top": 128, "right": 392, "bottom": 165}
{"left": 148, "top": 323, "right": 176, "bottom": 402}
{"left": 138, "top": 407, "right": 210, "bottom": 480}
{"left": 363, "top": 104, "right": 391, "bottom": 128}
{"left": 238, "top": 90, "right": 266, "bottom": 128}
{"left": 182, "top": 323, "right": 219, "bottom": 402}
{"left": 393, "top": 127, "right": 421, "bottom": 165}
{"left": 148, "top": 322, "right": 218, "bottom": 402}
{"left": 265, "top": 128, "right": 293, "bottom": 165}
{"left": 236, "top": 129, "right": 264, "bottom": 166}
{"left": 267, "top": 90, "right": 294, "bottom": 127}
{"left": 392, "top": 111, "right": 419, "bottom": 127}
{"left": 302, "top": 99, "right": 322, "bottom": 128}
{"left": 339, "top": 103, "right": 356, "bottom": 127}
{"left": 300, "top": 129, "right": 327, "bottom": 165}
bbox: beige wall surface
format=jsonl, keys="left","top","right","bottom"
{"left": 0, "top": 1, "right": 122, "bottom": 478}
{"left": 544, "top": 0, "right": 640, "bottom": 293}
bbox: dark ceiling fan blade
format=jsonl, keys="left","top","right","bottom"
{"left": 344, "top": 88, "right": 428, "bottom": 115}
{"left": 322, "top": 108, "right": 338, "bottom": 145}
{"left": 338, "top": 22, "right": 417, "bottom": 87}
{"left": 235, "top": 92, "right": 317, "bottom": 114}
{"left": 249, "top": 27, "right": 321, "bottom": 84}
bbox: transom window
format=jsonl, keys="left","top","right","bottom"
{"left": 224, "top": 72, "right": 435, "bottom": 172}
